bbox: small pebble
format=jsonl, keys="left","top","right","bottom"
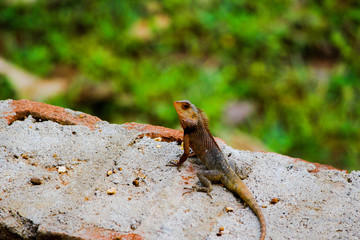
{"left": 130, "top": 220, "right": 141, "bottom": 230}
{"left": 270, "top": 198, "right": 279, "bottom": 204}
{"left": 58, "top": 166, "right": 67, "bottom": 173}
{"left": 107, "top": 170, "right": 113, "bottom": 176}
{"left": 130, "top": 224, "right": 137, "bottom": 230}
{"left": 225, "top": 206, "right": 233, "bottom": 212}
{"left": 107, "top": 187, "right": 116, "bottom": 195}
{"left": 154, "top": 137, "right": 162, "bottom": 142}
{"left": 133, "top": 179, "right": 140, "bottom": 187}
{"left": 30, "top": 177, "right": 42, "bottom": 185}
{"left": 156, "top": 145, "right": 162, "bottom": 148}
{"left": 219, "top": 227, "right": 225, "bottom": 231}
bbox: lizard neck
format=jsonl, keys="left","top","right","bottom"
{"left": 186, "top": 121, "right": 222, "bottom": 163}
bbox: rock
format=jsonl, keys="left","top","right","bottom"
{"left": 107, "top": 188, "right": 116, "bottom": 195}
{"left": 30, "top": 177, "right": 42, "bottom": 185}
{"left": 0, "top": 99, "right": 359, "bottom": 240}
{"left": 58, "top": 166, "right": 67, "bottom": 173}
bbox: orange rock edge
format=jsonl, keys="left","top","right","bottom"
{"left": 2, "top": 99, "right": 345, "bottom": 175}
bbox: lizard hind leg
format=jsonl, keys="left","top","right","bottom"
{"left": 229, "top": 161, "right": 250, "bottom": 180}
{"left": 184, "top": 170, "right": 222, "bottom": 198}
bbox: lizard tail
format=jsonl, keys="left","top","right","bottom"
{"left": 245, "top": 201, "right": 266, "bottom": 240}
{"left": 235, "top": 182, "right": 266, "bottom": 240}
{"left": 253, "top": 204, "right": 266, "bottom": 240}
{"left": 241, "top": 197, "right": 266, "bottom": 239}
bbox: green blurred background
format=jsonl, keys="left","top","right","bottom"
{"left": 0, "top": 0, "right": 359, "bottom": 170}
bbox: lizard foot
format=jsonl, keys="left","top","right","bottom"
{"left": 183, "top": 186, "right": 213, "bottom": 199}
{"left": 166, "top": 160, "right": 181, "bottom": 171}
{"left": 182, "top": 186, "right": 196, "bottom": 196}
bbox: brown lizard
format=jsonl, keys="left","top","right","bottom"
{"left": 168, "top": 100, "right": 266, "bottom": 240}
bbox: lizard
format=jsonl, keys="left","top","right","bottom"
{"left": 168, "top": 100, "right": 266, "bottom": 240}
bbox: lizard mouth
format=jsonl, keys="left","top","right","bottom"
{"left": 173, "top": 101, "right": 184, "bottom": 117}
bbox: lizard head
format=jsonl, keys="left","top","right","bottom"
{"left": 173, "top": 100, "right": 200, "bottom": 129}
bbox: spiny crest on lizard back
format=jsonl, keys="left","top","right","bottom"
{"left": 196, "top": 106, "right": 220, "bottom": 149}
{"left": 196, "top": 107, "right": 212, "bottom": 134}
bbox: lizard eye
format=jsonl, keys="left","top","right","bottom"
{"left": 182, "top": 104, "right": 190, "bottom": 110}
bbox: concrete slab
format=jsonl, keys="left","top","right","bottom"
{"left": 0, "top": 99, "right": 359, "bottom": 240}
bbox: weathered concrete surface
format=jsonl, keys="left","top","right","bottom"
{"left": 0, "top": 99, "right": 359, "bottom": 240}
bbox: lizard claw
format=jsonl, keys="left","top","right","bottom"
{"left": 166, "top": 160, "right": 178, "bottom": 167}
{"left": 166, "top": 161, "right": 181, "bottom": 171}
{"left": 182, "top": 186, "right": 196, "bottom": 196}
{"left": 183, "top": 187, "right": 196, "bottom": 196}
{"left": 182, "top": 186, "right": 213, "bottom": 199}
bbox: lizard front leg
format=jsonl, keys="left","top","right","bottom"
{"left": 184, "top": 170, "right": 222, "bottom": 198}
{"left": 167, "top": 133, "right": 191, "bottom": 170}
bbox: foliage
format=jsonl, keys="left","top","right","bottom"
{"left": 0, "top": 0, "right": 359, "bottom": 170}
{"left": 0, "top": 74, "right": 17, "bottom": 100}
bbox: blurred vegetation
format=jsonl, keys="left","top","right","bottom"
{"left": 0, "top": 74, "right": 17, "bottom": 99}
{"left": 0, "top": 0, "right": 359, "bottom": 170}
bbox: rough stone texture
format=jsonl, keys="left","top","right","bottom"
{"left": 0, "top": 99, "right": 359, "bottom": 240}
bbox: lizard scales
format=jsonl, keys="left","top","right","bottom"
{"left": 170, "top": 100, "right": 266, "bottom": 240}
